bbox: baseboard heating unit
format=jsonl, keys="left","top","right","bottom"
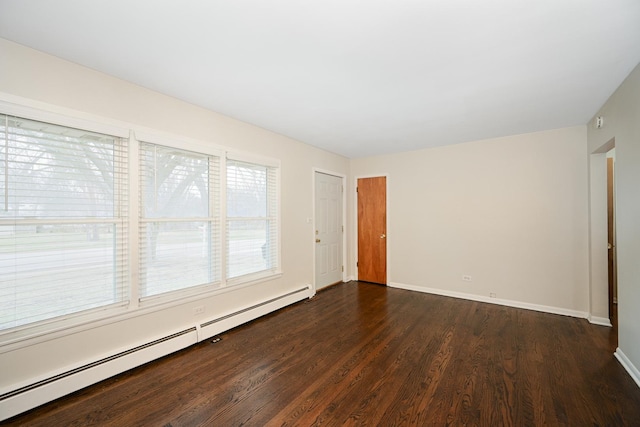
{"left": 0, "top": 285, "right": 312, "bottom": 421}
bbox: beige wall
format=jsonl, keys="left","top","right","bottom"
{"left": 1, "top": 34, "right": 638, "bottom": 413}
{"left": 0, "top": 39, "right": 349, "bottom": 391}
{"left": 588, "top": 62, "right": 640, "bottom": 380}
{"left": 350, "top": 126, "right": 590, "bottom": 314}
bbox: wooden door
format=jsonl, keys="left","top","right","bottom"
{"left": 315, "top": 172, "right": 343, "bottom": 289}
{"left": 357, "top": 177, "right": 387, "bottom": 284}
{"left": 607, "top": 157, "right": 617, "bottom": 330}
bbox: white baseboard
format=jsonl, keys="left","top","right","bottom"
{"left": 388, "top": 282, "right": 589, "bottom": 319}
{"left": 615, "top": 348, "right": 640, "bottom": 389}
{"left": 588, "top": 315, "right": 612, "bottom": 327}
{"left": 0, "top": 285, "right": 312, "bottom": 422}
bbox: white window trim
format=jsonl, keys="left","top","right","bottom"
{"left": 0, "top": 110, "right": 130, "bottom": 342}
{"left": 137, "top": 140, "right": 222, "bottom": 300}
{"left": 0, "top": 271, "right": 283, "bottom": 354}
{"left": 225, "top": 158, "right": 281, "bottom": 281}
{"left": 135, "top": 130, "right": 225, "bottom": 159}
{"left": 0, "top": 97, "right": 129, "bottom": 138}
{"left": 226, "top": 150, "right": 281, "bottom": 168}
{"left": 0, "top": 94, "right": 283, "bottom": 350}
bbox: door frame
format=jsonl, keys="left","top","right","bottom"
{"left": 588, "top": 138, "right": 615, "bottom": 327}
{"left": 606, "top": 154, "right": 617, "bottom": 331}
{"left": 353, "top": 173, "right": 389, "bottom": 284}
{"left": 312, "top": 168, "right": 347, "bottom": 293}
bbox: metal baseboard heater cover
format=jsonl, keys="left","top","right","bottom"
{"left": 0, "top": 328, "right": 196, "bottom": 402}
{"left": 0, "top": 285, "right": 311, "bottom": 421}
{"left": 201, "top": 287, "right": 308, "bottom": 328}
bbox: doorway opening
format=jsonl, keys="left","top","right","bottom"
{"left": 606, "top": 148, "right": 618, "bottom": 344}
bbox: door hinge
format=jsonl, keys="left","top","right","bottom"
{"left": 342, "top": 225, "right": 344, "bottom": 233}
{"left": 341, "top": 266, "right": 344, "bottom": 272}
{"left": 356, "top": 187, "right": 358, "bottom": 193}
{"left": 356, "top": 261, "right": 359, "bottom": 267}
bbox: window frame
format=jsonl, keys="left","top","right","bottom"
{"left": 225, "top": 155, "right": 281, "bottom": 285}
{"left": 0, "top": 107, "right": 131, "bottom": 341}
{"left": 0, "top": 101, "right": 283, "bottom": 348}
{"left": 137, "top": 140, "right": 222, "bottom": 302}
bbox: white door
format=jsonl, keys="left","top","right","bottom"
{"left": 314, "top": 172, "right": 343, "bottom": 289}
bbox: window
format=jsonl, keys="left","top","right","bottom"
{"left": 226, "top": 159, "right": 278, "bottom": 281}
{"left": 139, "top": 143, "right": 221, "bottom": 298}
{"left": 0, "top": 114, "right": 128, "bottom": 331}
{"left": 0, "top": 109, "right": 281, "bottom": 337}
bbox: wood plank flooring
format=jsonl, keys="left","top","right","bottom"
{"left": 4, "top": 281, "right": 640, "bottom": 426}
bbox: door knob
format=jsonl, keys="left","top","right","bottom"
{"left": 316, "top": 239, "right": 321, "bottom": 243}
{"left": 380, "top": 234, "right": 386, "bottom": 239}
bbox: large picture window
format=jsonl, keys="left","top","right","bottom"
{"left": 0, "top": 110, "right": 281, "bottom": 337}
{"left": 139, "top": 143, "right": 220, "bottom": 298}
{"left": 0, "top": 114, "right": 128, "bottom": 331}
{"left": 226, "top": 159, "right": 278, "bottom": 281}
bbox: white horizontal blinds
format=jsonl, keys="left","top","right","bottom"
{"left": 139, "top": 143, "right": 220, "bottom": 298}
{"left": 226, "top": 160, "right": 278, "bottom": 280}
{"left": 0, "top": 114, "right": 128, "bottom": 332}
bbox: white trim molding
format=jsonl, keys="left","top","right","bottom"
{"left": 389, "top": 282, "right": 589, "bottom": 319}
{"left": 615, "top": 348, "right": 640, "bottom": 389}
{"left": 588, "top": 315, "right": 612, "bottom": 327}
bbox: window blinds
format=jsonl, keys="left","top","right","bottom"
{"left": 226, "top": 160, "right": 278, "bottom": 280}
{"left": 0, "top": 114, "right": 128, "bottom": 331}
{"left": 0, "top": 112, "right": 281, "bottom": 334}
{"left": 139, "top": 143, "right": 221, "bottom": 298}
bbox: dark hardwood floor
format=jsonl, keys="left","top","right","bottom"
{"left": 4, "top": 281, "right": 640, "bottom": 426}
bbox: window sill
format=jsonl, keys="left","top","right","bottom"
{"left": 0, "top": 271, "right": 283, "bottom": 354}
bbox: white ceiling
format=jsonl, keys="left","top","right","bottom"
{"left": 1, "top": 1, "right": 639, "bottom": 158}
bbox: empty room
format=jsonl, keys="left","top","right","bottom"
{"left": 1, "top": 1, "right": 640, "bottom": 425}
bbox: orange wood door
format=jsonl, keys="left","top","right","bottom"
{"left": 357, "top": 177, "right": 387, "bottom": 284}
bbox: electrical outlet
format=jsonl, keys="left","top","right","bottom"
{"left": 490, "top": 293, "right": 496, "bottom": 298}
{"left": 462, "top": 275, "right": 472, "bottom": 282}
{"left": 193, "top": 306, "right": 204, "bottom": 315}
